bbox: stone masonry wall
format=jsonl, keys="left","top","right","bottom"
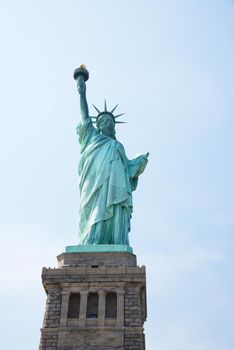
{"left": 42, "top": 286, "right": 62, "bottom": 328}
{"left": 39, "top": 286, "right": 61, "bottom": 350}
{"left": 124, "top": 332, "right": 145, "bottom": 350}
{"left": 39, "top": 329, "right": 58, "bottom": 350}
{"left": 124, "top": 286, "right": 145, "bottom": 350}
{"left": 124, "top": 287, "right": 143, "bottom": 327}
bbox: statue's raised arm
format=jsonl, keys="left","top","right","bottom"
{"left": 74, "top": 65, "right": 90, "bottom": 124}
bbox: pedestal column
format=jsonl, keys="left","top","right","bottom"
{"left": 79, "top": 291, "right": 88, "bottom": 326}
{"left": 60, "top": 289, "right": 70, "bottom": 326}
{"left": 98, "top": 290, "right": 106, "bottom": 326}
{"left": 117, "top": 289, "right": 125, "bottom": 326}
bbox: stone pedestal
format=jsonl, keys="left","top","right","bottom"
{"left": 39, "top": 251, "right": 147, "bottom": 350}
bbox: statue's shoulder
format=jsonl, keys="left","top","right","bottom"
{"left": 77, "top": 119, "right": 101, "bottom": 149}
{"left": 115, "top": 140, "right": 125, "bottom": 152}
{"left": 76, "top": 118, "right": 97, "bottom": 135}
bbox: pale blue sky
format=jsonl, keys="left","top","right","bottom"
{"left": 0, "top": 1, "right": 233, "bottom": 349}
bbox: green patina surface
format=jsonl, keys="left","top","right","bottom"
{"left": 71, "top": 66, "right": 149, "bottom": 249}
{"left": 66, "top": 244, "right": 133, "bottom": 253}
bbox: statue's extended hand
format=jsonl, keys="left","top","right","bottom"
{"left": 77, "top": 76, "right": 86, "bottom": 95}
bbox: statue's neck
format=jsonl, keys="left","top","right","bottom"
{"left": 100, "top": 130, "right": 116, "bottom": 140}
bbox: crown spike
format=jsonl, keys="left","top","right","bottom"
{"left": 92, "top": 104, "right": 101, "bottom": 113}
{"left": 91, "top": 102, "right": 126, "bottom": 126}
{"left": 111, "top": 104, "right": 118, "bottom": 114}
{"left": 104, "top": 99, "right": 107, "bottom": 112}
{"left": 114, "top": 113, "right": 125, "bottom": 118}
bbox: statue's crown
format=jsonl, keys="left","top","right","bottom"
{"left": 91, "top": 100, "right": 125, "bottom": 125}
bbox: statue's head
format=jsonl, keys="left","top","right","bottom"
{"left": 91, "top": 101, "right": 125, "bottom": 139}
{"left": 97, "top": 114, "right": 116, "bottom": 138}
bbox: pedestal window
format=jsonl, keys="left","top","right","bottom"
{"left": 86, "top": 292, "right": 98, "bottom": 319}
{"left": 67, "top": 293, "right": 80, "bottom": 319}
{"left": 105, "top": 292, "right": 117, "bottom": 318}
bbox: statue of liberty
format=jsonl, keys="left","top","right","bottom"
{"left": 74, "top": 65, "right": 149, "bottom": 247}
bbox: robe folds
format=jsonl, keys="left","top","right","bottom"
{"left": 77, "top": 119, "right": 148, "bottom": 245}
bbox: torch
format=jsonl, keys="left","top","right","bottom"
{"left": 73, "top": 64, "right": 89, "bottom": 82}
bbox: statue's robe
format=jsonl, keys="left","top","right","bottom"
{"left": 77, "top": 119, "right": 147, "bottom": 245}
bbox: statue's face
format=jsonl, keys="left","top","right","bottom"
{"left": 98, "top": 115, "right": 115, "bottom": 138}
